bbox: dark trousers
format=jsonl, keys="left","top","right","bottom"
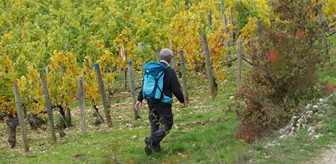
{"left": 148, "top": 102, "right": 173, "bottom": 151}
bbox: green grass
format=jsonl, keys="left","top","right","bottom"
{"left": 0, "top": 69, "right": 246, "bottom": 163}
{"left": 1, "top": 77, "right": 335, "bottom": 164}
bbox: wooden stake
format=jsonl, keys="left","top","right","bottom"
{"left": 237, "top": 40, "right": 243, "bottom": 93}
{"left": 170, "top": 39, "right": 177, "bottom": 70}
{"left": 230, "top": 8, "right": 234, "bottom": 43}
{"left": 207, "top": 0, "right": 212, "bottom": 28}
{"left": 94, "top": 63, "right": 112, "bottom": 127}
{"left": 12, "top": 84, "right": 29, "bottom": 152}
{"left": 318, "top": 5, "right": 329, "bottom": 61}
{"left": 41, "top": 75, "right": 57, "bottom": 143}
{"left": 128, "top": 61, "right": 140, "bottom": 119}
{"left": 201, "top": 33, "right": 217, "bottom": 98}
{"left": 178, "top": 50, "right": 189, "bottom": 105}
{"left": 221, "top": 0, "right": 228, "bottom": 35}
{"left": 78, "top": 75, "right": 86, "bottom": 134}
{"left": 123, "top": 67, "right": 127, "bottom": 91}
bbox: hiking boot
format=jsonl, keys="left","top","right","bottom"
{"left": 144, "top": 137, "right": 152, "bottom": 155}
{"left": 152, "top": 143, "right": 162, "bottom": 153}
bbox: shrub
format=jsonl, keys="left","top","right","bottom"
{"left": 235, "top": 0, "right": 325, "bottom": 143}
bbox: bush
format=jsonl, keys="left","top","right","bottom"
{"left": 235, "top": 0, "right": 325, "bottom": 143}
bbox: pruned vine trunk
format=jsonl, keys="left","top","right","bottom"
{"left": 6, "top": 115, "right": 18, "bottom": 148}
{"left": 65, "top": 108, "right": 72, "bottom": 127}
{"left": 52, "top": 105, "right": 67, "bottom": 129}
{"left": 92, "top": 101, "right": 104, "bottom": 125}
{"left": 27, "top": 113, "right": 46, "bottom": 130}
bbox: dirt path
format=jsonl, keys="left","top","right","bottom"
{"left": 307, "top": 144, "right": 336, "bottom": 164}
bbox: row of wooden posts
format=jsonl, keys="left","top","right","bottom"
{"left": 11, "top": 62, "right": 120, "bottom": 152}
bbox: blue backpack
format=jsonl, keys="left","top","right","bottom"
{"left": 143, "top": 62, "right": 172, "bottom": 104}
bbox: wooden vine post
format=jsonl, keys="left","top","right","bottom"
{"left": 237, "top": 40, "right": 243, "bottom": 94}
{"left": 78, "top": 75, "right": 86, "bottom": 134}
{"left": 61, "top": 66, "right": 72, "bottom": 126}
{"left": 178, "top": 50, "right": 189, "bottom": 105}
{"left": 12, "top": 84, "right": 29, "bottom": 152}
{"left": 157, "top": 47, "right": 161, "bottom": 62}
{"left": 94, "top": 63, "right": 112, "bottom": 127}
{"left": 225, "top": 41, "right": 232, "bottom": 67}
{"left": 41, "top": 75, "right": 57, "bottom": 144}
{"left": 120, "top": 46, "right": 128, "bottom": 91}
{"left": 207, "top": 0, "right": 212, "bottom": 28}
{"left": 318, "top": 5, "right": 329, "bottom": 62}
{"left": 221, "top": 0, "right": 228, "bottom": 35}
{"left": 138, "top": 42, "right": 142, "bottom": 51}
{"left": 128, "top": 61, "right": 140, "bottom": 119}
{"left": 170, "top": 39, "right": 177, "bottom": 70}
{"left": 201, "top": 33, "right": 217, "bottom": 98}
{"left": 138, "top": 42, "right": 143, "bottom": 69}
{"left": 123, "top": 68, "right": 127, "bottom": 91}
{"left": 229, "top": 7, "right": 234, "bottom": 43}
{"left": 106, "top": 79, "right": 112, "bottom": 109}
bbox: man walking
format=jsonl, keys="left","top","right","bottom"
{"left": 135, "top": 48, "right": 185, "bottom": 155}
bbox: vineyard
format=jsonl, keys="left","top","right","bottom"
{"left": 1, "top": 0, "right": 336, "bottom": 163}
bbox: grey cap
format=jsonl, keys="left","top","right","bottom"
{"left": 159, "top": 48, "right": 173, "bottom": 60}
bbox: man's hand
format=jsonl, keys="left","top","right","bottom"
{"left": 135, "top": 101, "right": 142, "bottom": 111}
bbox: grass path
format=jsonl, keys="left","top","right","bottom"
{"left": 307, "top": 143, "right": 336, "bottom": 164}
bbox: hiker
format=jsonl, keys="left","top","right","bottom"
{"left": 135, "top": 48, "right": 185, "bottom": 155}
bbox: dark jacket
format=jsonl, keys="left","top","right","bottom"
{"left": 137, "top": 61, "right": 184, "bottom": 104}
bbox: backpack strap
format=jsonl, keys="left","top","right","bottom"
{"left": 159, "top": 63, "right": 170, "bottom": 100}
